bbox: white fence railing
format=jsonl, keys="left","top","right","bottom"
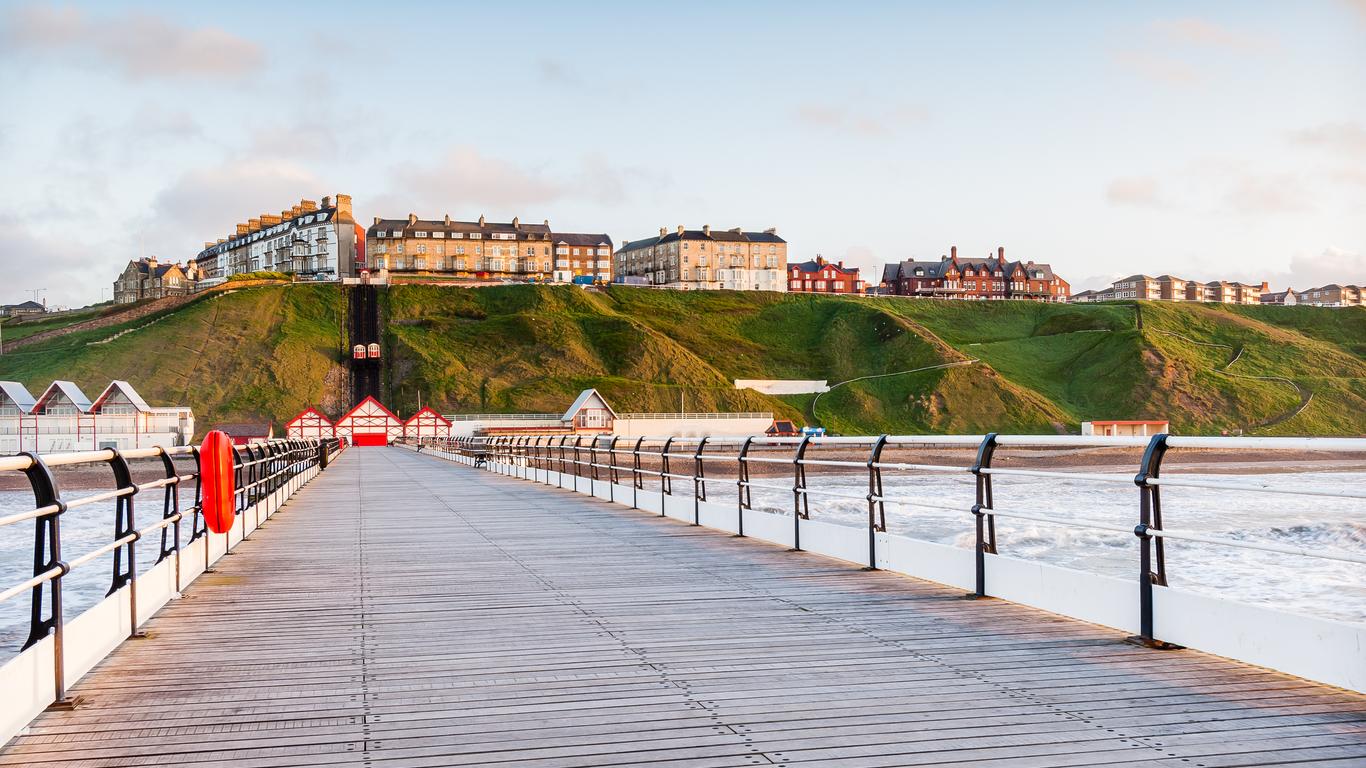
{"left": 413, "top": 432, "right": 1366, "bottom": 694}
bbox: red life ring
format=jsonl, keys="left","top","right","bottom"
{"left": 200, "top": 431, "right": 237, "bottom": 534}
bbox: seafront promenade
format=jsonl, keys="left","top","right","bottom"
{"left": 3, "top": 447, "right": 1362, "bottom": 767}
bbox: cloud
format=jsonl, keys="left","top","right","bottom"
{"left": 1291, "top": 122, "right": 1366, "bottom": 156}
{"left": 0, "top": 214, "right": 110, "bottom": 308}
{"left": 1223, "top": 173, "right": 1312, "bottom": 215}
{"left": 1106, "top": 177, "right": 1167, "bottom": 208}
{"left": 0, "top": 3, "right": 264, "bottom": 80}
{"left": 537, "top": 58, "right": 579, "bottom": 86}
{"left": 1113, "top": 51, "right": 1201, "bottom": 86}
{"left": 1152, "top": 18, "right": 1272, "bottom": 52}
{"left": 149, "top": 161, "right": 325, "bottom": 249}
{"left": 794, "top": 103, "right": 929, "bottom": 136}
{"left": 1268, "top": 247, "right": 1366, "bottom": 290}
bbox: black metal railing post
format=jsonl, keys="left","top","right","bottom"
{"left": 631, "top": 437, "right": 644, "bottom": 509}
{"left": 970, "top": 433, "right": 999, "bottom": 598}
{"left": 736, "top": 436, "right": 754, "bottom": 537}
{"left": 660, "top": 437, "right": 676, "bottom": 516}
{"left": 1133, "top": 433, "right": 1175, "bottom": 648}
{"left": 607, "top": 436, "right": 620, "bottom": 502}
{"left": 20, "top": 453, "right": 77, "bottom": 708}
{"left": 692, "top": 437, "right": 710, "bottom": 525}
{"left": 865, "top": 435, "right": 890, "bottom": 570}
{"left": 155, "top": 448, "right": 183, "bottom": 593}
{"left": 791, "top": 435, "right": 813, "bottom": 551}
{"left": 104, "top": 449, "right": 144, "bottom": 638}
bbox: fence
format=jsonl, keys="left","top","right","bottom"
{"left": 415, "top": 432, "right": 1366, "bottom": 693}
{"left": 0, "top": 436, "right": 344, "bottom": 743}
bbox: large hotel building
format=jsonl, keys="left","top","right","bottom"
{"left": 880, "top": 247, "right": 1070, "bottom": 302}
{"left": 365, "top": 214, "right": 612, "bottom": 283}
{"left": 195, "top": 194, "right": 361, "bottom": 285}
{"left": 613, "top": 225, "right": 787, "bottom": 291}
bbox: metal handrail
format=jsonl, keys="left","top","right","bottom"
{"left": 422, "top": 431, "right": 1366, "bottom": 648}
{"left": 0, "top": 435, "right": 342, "bottom": 711}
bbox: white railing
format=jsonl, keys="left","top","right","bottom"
{"left": 0, "top": 437, "right": 345, "bottom": 744}
{"left": 415, "top": 432, "right": 1366, "bottom": 694}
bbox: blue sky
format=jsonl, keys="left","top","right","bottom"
{"left": 0, "top": 0, "right": 1363, "bottom": 307}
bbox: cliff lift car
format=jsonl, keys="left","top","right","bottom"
{"left": 352, "top": 344, "right": 366, "bottom": 360}
{"left": 367, "top": 343, "right": 381, "bottom": 359}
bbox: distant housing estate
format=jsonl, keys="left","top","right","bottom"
{"left": 113, "top": 257, "right": 198, "bottom": 304}
{"left": 880, "top": 247, "right": 1070, "bottom": 302}
{"left": 787, "top": 256, "right": 864, "bottom": 294}
{"left": 366, "top": 214, "right": 613, "bottom": 284}
{"left": 194, "top": 194, "right": 360, "bottom": 286}
{"left": 1260, "top": 284, "right": 1363, "bottom": 307}
{"left": 1071, "top": 274, "right": 1267, "bottom": 304}
{"left": 614, "top": 225, "right": 787, "bottom": 291}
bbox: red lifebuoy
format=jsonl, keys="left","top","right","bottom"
{"left": 200, "top": 430, "right": 237, "bottom": 534}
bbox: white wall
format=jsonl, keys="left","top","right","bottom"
{"left": 735, "top": 379, "right": 830, "bottom": 394}
{"left": 613, "top": 416, "right": 773, "bottom": 438}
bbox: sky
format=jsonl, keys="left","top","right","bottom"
{"left": 0, "top": 0, "right": 1363, "bottom": 308}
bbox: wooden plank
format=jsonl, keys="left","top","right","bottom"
{"left": 2, "top": 447, "right": 1360, "bottom": 767}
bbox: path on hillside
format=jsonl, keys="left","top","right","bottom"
{"left": 1150, "top": 330, "right": 1313, "bottom": 432}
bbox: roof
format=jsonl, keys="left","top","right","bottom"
{"left": 368, "top": 217, "right": 554, "bottom": 240}
{"left": 883, "top": 255, "right": 1063, "bottom": 283}
{"left": 3, "top": 301, "right": 45, "bottom": 311}
{"left": 34, "top": 381, "right": 92, "bottom": 413}
{"left": 789, "top": 259, "right": 860, "bottom": 277}
{"left": 286, "top": 406, "right": 334, "bottom": 427}
{"left": 215, "top": 422, "right": 274, "bottom": 436}
{"left": 561, "top": 389, "right": 617, "bottom": 422}
{"left": 618, "top": 228, "right": 786, "bottom": 253}
{"left": 338, "top": 396, "right": 403, "bottom": 423}
{"left": 91, "top": 381, "right": 152, "bottom": 412}
{"left": 554, "top": 233, "right": 614, "bottom": 247}
{"left": 404, "top": 406, "right": 452, "bottom": 426}
{"left": 0, "top": 381, "right": 37, "bottom": 413}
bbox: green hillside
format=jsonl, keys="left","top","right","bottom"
{"left": 1, "top": 283, "right": 1362, "bottom": 436}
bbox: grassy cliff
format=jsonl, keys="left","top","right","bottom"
{"left": 1, "top": 283, "right": 1362, "bottom": 436}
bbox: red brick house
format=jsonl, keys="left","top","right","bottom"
{"left": 787, "top": 256, "right": 864, "bottom": 293}
{"left": 880, "top": 246, "right": 1070, "bottom": 302}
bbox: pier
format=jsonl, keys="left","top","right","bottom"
{"left": 3, "top": 446, "right": 1362, "bottom": 766}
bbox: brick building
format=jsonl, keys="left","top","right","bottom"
{"left": 365, "top": 214, "right": 611, "bottom": 283}
{"left": 787, "top": 256, "right": 864, "bottom": 293}
{"left": 880, "top": 247, "right": 1069, "bottom": 302}
{"left": 1293, "top": 284, "right": 1362, "bottom": 307}
{"left": 1072, "top": 274, "right": 1267, "bottom": 304}
{"left": 614, "top": 225, "right": 787, "bottom": 291}
{"left": 112, "top": 257, "right": 197, "bottom": 304}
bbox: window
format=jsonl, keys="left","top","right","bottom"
{"left": 375, "top": 232, "right": 386, "bottom": 239}
{"left": 469, "top": 233, "right": 482, "bottom": 239}
{"left": 416, "top": 231, "right": 429, "bottom": 238}
{"left": 417, "top": 244, "right": 427, "bottom": 254}
{"left": 433, "top": 232, "right": 445, "bottom": 238}
{"left": 450, "top": 232, "right": 463, "bottom": 239}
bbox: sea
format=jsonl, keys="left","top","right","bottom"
{"left": 1, "top": 470, "right": 1362, "bottom": 660}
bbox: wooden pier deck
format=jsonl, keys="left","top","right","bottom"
{"left": 3, "top": 447, "right": 1363, "bottom": 767}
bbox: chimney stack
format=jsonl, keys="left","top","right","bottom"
{"left": 950, "top": 245, "right": 957, "bottom": 259}
{"left": 659, "top": 227, "right": 667, "bottom": 237}
{"left": 408, "top": 213, "right": 417, "bottom": 226}
{"left": 512, "top": 216, "right": 520, "bottom": 229}
{"left": 478, "top": 214, "right": 486, "bottom": 227}
{"left": 147, "top": 256, "right": 158, "bottom": 267}
{"left": 764, "top": 227, "right": 776, "bottom": 235}
{"left": 248, "top": 218, "right": 262, "bottom": 233}
{"left": 321, "top": 196, "right": 332, "bottom": 208}
{"left": 703, "top": 224, "right": 711, "bottom": 236}
{"left": 373, "top": 216, "right": 381, "bottom": 226}
{"left": 677, "top": 225, "right": 684, "bottom": 235}
{"left": 444, "top": 214, "right": 451, "bottom": 226}
{"left": 301, "top": 199, "right": 317, "bottom": 212}
{"left": 291, "top": 205, "right": 302, "bottom": 218}
{"left": 236, "top": 224, "right": 249, "bottom": 236}
{"left": 543, "top": 219, "right": 549, "bottom": 228}
{"left": 334, "top": 194, "right": 352, "bottom": 221}
{"left": 998, "top": 246, "right": 1005, "bottom": 261}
